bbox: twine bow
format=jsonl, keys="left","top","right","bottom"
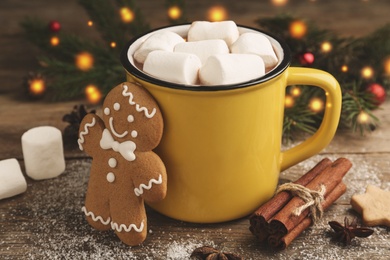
{"left": 100, "top": 129, "right": 136, "bottom": 161}
{"left": 276, "top": 183, "right": 326, "bottom": 224}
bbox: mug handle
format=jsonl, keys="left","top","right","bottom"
{"left": 280, "top": 67, "right": 342, "bottom": 171}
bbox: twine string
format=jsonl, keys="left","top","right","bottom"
{"left": 276, "top": 183, "right": 326, "bottom": 224}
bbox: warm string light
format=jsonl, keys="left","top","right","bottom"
{"left": 384, "top": 57, "right": 390, "bottom": 75}
{"left": 361, "top": 66, "right": 374, "bottom": 79}
{"left": 75, "top": 52, "right": 94, "bottom": 71}
{"left": 29, "top": 78, "right": 46, "bottom": 96}
{"left": 284, "top": 95, "right": 295, "bottom": 108}
{"left": 321, "top": 41, "right": 332, "bottom": 53}
{"left": 87, "top": 20, "right": 93, "bottom": 27}
{"left": 50, "top": 36, "right": 60, "bottom": 46}
{"left": 341, "top": 65, "right": 348, "bottom": 73}
{"left": 208, "top": 6, "right": 227, "bottom": 22}
{"left": 168, "top": 6, "right": 182, "bottom": 20}
{"left": 357, "top": 111, "right": 369, "bottom": 124}
{"left": 289, "top": 20, "right": 307, "bottom": 39}
{"left": 309, "top": 98, "right": 324, "bottom": 112}
{"left": 85, "top": 84, "right": 102, "bottom": 104}
{"left": 110, "top": 42, "right": 117, "bottom": 48}
{"left": 271, "top": 0, "right": 288, "bottom": 6}
{"left": 290, "top": 86, "right": 301, "bottom": 97}
{"left": 120, "top": 7, "right": 135, "bottom": 23}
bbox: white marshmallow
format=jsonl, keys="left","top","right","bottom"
{"left": 21, "top": 126, "right": 65, "bottom": 180}
{"left": 134, "top": 31, "right": 185, "bottom": 64}
{"left": 231, "top": 32, "right": 278, "bottom": 69}
{"left": 187, "top": 21, "right": 239, "bottom": 47}
{"left": 143, "top": 50, "right": 202, "bottom": 85}
{"left": 174, "top": 39, "right": 229, "bottom": 65}
{"left": 199, "top": 54, "right": 265, "bottom": 86}
{"left": 0, "top": 159, "right": 27, "bottom": 200}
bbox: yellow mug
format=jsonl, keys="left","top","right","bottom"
{"left": 120, "top": 24, "right": 342, "bottom": 223}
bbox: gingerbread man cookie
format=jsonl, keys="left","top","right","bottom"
{"left": 78, "top": 82, "right": 167, "bottom": 246}
{"left": 351, "top": 185, "right": 390, "bottom": 227}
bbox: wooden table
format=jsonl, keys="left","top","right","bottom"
{"left": 1, "top": 0, "right": 389, "bottom": 259}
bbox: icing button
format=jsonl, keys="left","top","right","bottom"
{"left": 106, "top": 172, "right": 115, "bottom": 183}
{"left": 108, "top": 158, "right": 117, "bottom": 168}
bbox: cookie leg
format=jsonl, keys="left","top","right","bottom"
{"left": 83, "top": 173, "right": 111, "bottom": 231}
{"left": 110, "top": 195, "right": 147, "bottom": 246}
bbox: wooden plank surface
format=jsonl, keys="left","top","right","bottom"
{"left": 1, "top": 0, "right": 390, "bottom": 259}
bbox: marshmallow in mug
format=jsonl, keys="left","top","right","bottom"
{"left": 144, "top": 50, "right": 202, "bottom": 85}
{"left": 200, "top": 54, "right": 265, "bottom": 86}
{"left": 133, "top": 21, "right": 278, "bottom": 86}
{"left": 231, "top": 32, "right": 278, "bottom": 69}
{"left": 134, "top": 31, "right": 185, "bottom": 64}
{"left": 187, "top": 21, "right": 240, "bottom": 47}
{"left": 174, "top": 39, "right": 229, "bottom": 65}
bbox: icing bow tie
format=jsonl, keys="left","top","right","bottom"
{"left": 100, "top": 129, "right": 136, "bottom": 161}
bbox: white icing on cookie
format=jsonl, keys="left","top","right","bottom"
{"left": 113, "top": 103, "right": 120, "bottom": 111}
{"left": 82, "top": 206, "right": 144, "bottom": 233}
{"left": 108, "top": 158, "right": 117, "bottom": 168}
{"left": 100, "top": 129, "right": 136, "bottom": 161}
{"left": 104, "top": 107, "right": 110, "bottom": 115}
{"left": 106, "top": 172, "right": 115, "bottom": 183}
{"left": 122, "top": 84, "right": 157, "bottom": 119}
{"left": 131, "top": 130, "right": 138, "bottom": 138}
{"left": 78, "top": 117, "right": 96, "bottom": 151}
{"left": 134, "top": 174, "right": 163, "bottom": 196}
{"left": 111, "top": 220, "right": 144, "bottom": 233}
{"left": 82, "top": 206, "right": 111, "bottom": 225}
{"left": 109, "top": 117, "right": 128, "bottom": 138}
{"left": 127, "top": 115, "right": 134, "bottom": 123}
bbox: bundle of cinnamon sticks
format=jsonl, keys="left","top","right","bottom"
{"left": 249, "top": 157, "right": 352, "bottom": 250}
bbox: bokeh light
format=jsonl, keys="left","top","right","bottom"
{"left": 208, "top": 6, "right": 227, "bottom": 22}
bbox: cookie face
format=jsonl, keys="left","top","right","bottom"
{"left": 102, "top": 82, "right": 163, "bottom": 152}
{"left": 78, "top": 82, "right": 167, "bottom": 246}
{"left": 350, "top": 185, "right": 390, "bottom": 227}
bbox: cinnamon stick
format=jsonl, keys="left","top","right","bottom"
{"left": 269, "top": 158, "right": 352, "bottom": 237}
{"left": 271, "top": 182, "right": 347, "bottom": 250}
{"left": 249, "top": 158, "right": 332, "bottom": 242}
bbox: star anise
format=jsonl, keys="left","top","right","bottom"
{"left": 190, "top": 246, "right": 242, "bottom": 260}
{"left": 328, "top": 217, "right": 374, "bottom": 246}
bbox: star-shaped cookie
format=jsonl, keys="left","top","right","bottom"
{"left": 351, "top": 185, "right": 390, "bottom": 227}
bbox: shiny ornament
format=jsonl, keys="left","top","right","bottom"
{"left": 299, "top": 52, "right": 315, "bottom": 65}
{"left": 366, "top": 83, "right": 386, "bottom": 106}
{"left": 48, "top": 20, "right": 61, "bottom": 33}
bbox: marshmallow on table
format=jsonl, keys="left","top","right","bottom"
{"left": 134, "top": 31, "right": 185, "bottom": 64}
{"left": 0, "top": 159, "right": 27, "bottom": 200}
{"left": 21, "top": 126, "right": 65, "bottom": 180}
{"left": 231, "top": 32, "right": 278, "bottom": 69}
{"left": 174, "top": 39, "right": 229, "bottom": 65}
{"left": 143, "top": 50, "right": 202, "bottom": 85}
{"left": 199, "top": 54, "right": 265, "bottom": 86}
{"left": 187, "top": 21, "right": 240, "bottom": 47}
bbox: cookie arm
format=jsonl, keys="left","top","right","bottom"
{"left": 132, "top": 152, "right": 167, "bottom": 203}
{"left": 78, "top": 113, "right": 105, "bottom": 157}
